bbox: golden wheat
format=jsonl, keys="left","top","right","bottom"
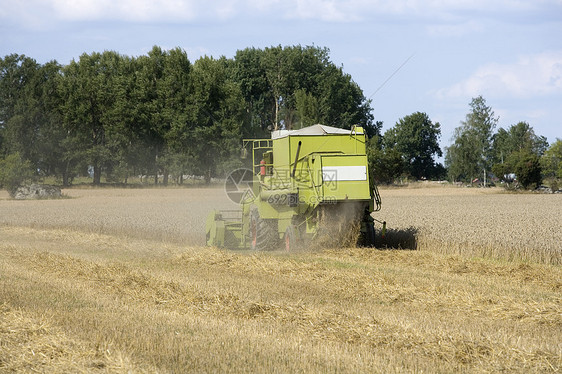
{"left": 1, "top": 185, "right": 559, "bottom": 263}
{"left": 0, "top": 187, "right": 236, "bottom": 245}
{"left": 378, "top": 186, "right": 562, "bottom": 264}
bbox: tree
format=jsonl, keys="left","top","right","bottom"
{"left": 541, "top": 139, "right": 562, "bottom": 180}
{"left": 294, "top": 89, "right": 320, "bottom": 128}
{"left": 232, "top": 47, "right": 273, "bottom": 136}
{"left": 508, "top": 121, "right": 548, "bottom": 156}
{"left": 384, "top": 112, "right": 442, "bottom": 180}
{"left": 0, "top": 153, "right": 34, "bottom": 196}
{"left": 491, "top": 121, "right": 549, "bottom": 189}
{"left": 507, "top": 150, "right": 542, "bottom": 189}
{"left": 316, "top": 62, "right": 373, "bottom": 131}
{"left": 61, "top": 51, "right": 131, "bottom": 185}
{"left": 134, "top": 46, "right": 193, "bottom": 185}
{"left": 446, "top": 96, "right": 498, "bottom": 184}
{"left": 233, "top": 45, "right": 373, "bottom": 134}
{"left": 0, "top": 54, "right": 42, "bottom": 163}
{"left": 1, "top": 45, "right": 377, "bottom": 185}
{"left": 33, "top": 61, "right": 70, "bottom": 183}
{"left": 367, "top": 138, "right": 405, "bottom": 184}
{"left": 169, "top": 56, "right": 245, "bottom": 183}
{"left": 492, "top": 121, "right": 548, "bottom": 165}
{"left": 0, "top": 55, "right": 70, "bottom": 184}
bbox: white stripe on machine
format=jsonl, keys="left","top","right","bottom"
{"left": 322, "top": 166, "right": 367, "bottom": 181}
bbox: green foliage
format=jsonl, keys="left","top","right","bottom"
{"left": 182, "top": 56, "right": 245, "bottom": 183}
{"left": 492, "top": 149, "right": 542, "bottom": 189}
{"left": 449, "top": 100, "right": 548, "bottom": 188}
{"left": 541, "top": 139, "right": 562, "bottom": 180}
{"left": 492, "top": 122, "right": 548, "bottom": 165}
{"left": 446, "top": 96, "right": 498, "bottom": 183}
{"left": 0, "top": 46, "right": 375, "bottom": 185}
{"left": 294, "top": 89, "right": 320, "bottom": 128}
{"left": 511, "top": 150, "right": 542, "bottom": 189}
{"left": 491, "top": 161, "right": 510, "bottom": 183}
{"left": 60, "top": 51, "right": 126, "bottom": 185}
{"left": 134, "top": 46, "right": 193, "bottom": 185}
{"left": 366, "top": 137, "right": 405, "bottom": 184}
{"left": 6, "top": 50, "right": 554, "bottom": 190}
{"left": 0, "top": 153, "right": 34, "bottom": 196}
{"left": 491, "top": 122, "right": 549, "bottom": 189}
{"left": 384, "top": 112, "right": 442, "bottom": 180}
{"left": 0, "top": 54, "right": 49, "bottom": 166}
{"left": 233, "top": 45, "right": 373, "bottom": 132}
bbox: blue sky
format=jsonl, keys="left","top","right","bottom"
{"left": 1, "top": 0, "right": 561, "bottom": 155}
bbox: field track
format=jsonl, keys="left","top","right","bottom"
{"left": 1, "top": 186, "right": 560, "bottom": 372}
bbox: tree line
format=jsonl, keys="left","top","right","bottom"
{"left": 446, "top": 96, "right": 560, "bottom": 189}
{"left": 0, "top": 45, "right": 560, "bottom": 193}
{"left": 0, "top": 45, "right": 374, "bottom": 190}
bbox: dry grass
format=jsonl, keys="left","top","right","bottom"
{"left": 0, "top": 186, "right": 561, "bottom": 372}
{"left": 0, "top": 303, "right": 140, "bottom": 373}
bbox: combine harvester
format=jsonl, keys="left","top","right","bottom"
{"left": 206, "top": 124, "right": 383, "bottom": 250}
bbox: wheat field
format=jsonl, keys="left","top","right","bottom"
{"left": 380, "top": 186, "right": 562, "bottom": 264}
{"left": 0, "top": 186, "right": 560, "bottom": 372}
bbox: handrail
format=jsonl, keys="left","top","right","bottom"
{"left": 373, "top": 184, "right": 382, "bottom": 212}
{"left": 291, "top": 141, "right": 302, "bottom": 178}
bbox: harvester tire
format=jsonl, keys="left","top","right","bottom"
{"left": 284, "top": 225, "right": 299, "bottom": 251}
{"left": 362, "top": 222, "right": 376, "bottom": 247}
{"left": 250, "top": 209, "right": 277, "bottom": 251}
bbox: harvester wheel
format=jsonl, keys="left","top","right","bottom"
{"left": 363, "top": 222, "right": 376, "bottom": 247}
{"left": 250, "top": 209, "right": 277, "bottom": 251}
{"left": 284, "top": 225, "right": 298, "bottom": 251}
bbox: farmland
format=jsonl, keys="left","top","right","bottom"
{"left": 0, "top": 186, "right": 560, "bottom": 372}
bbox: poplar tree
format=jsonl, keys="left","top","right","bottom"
{"left": 446, "top": 96, "right": 498, "bottom": 184}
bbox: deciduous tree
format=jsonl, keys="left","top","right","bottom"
{"left": 384, "top": 112, "right": 442, "bottom": 180}
{"left": 541, "top": 139, "right": 562, "bottom": 180}
{"left": 446, "top": 96, "right": 498, "bottom": 184}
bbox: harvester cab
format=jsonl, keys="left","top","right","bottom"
{"left": 206, "top": 124, "right": 382, "bottom": 250}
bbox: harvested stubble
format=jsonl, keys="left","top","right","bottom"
{"left": 0, "top": 303, "right": 140, "bottom": 373}
{"left": 1, "top": 223, "right": 560, "bottom": 373}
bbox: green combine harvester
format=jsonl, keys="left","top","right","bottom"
{"left": 206, "top": 124, "right": 382, "bottom": 250}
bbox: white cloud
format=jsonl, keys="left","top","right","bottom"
{"left": 3, "top": 0, "right": 559, "bottom": 25}
{"left": 436, "top": 51, "right": 562, "bottom": 99}
{"left": 284, "top": 0, "right": 558, "bottom": 22}
{"left": 292, "top": 0, "right": 360, "bottom": 22}
{"left": 49, "top": 0, "right": 197, "bottom": 21}
{"left": 426, "top": 20, "right": 484, "bottom": 37}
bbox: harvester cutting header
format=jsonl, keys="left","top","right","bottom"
{"left": 206, "top": 124, "right": 382, "bottom": 250}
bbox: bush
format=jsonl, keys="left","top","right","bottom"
{"left": 549, "top": 178, "right": 559, "bottom": 192}
{"left": 512, "top": 150, "right": 542, "bottom": 189}
{"left": 493, "top": 149, "right": 542, "bottom": 190}
{"left": 0, "top": 153, "right": 35, "bottom": 197}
